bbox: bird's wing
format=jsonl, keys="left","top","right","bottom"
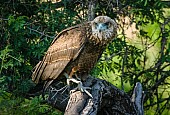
{"left": 32, "top": 24, "right": 89, "bottom": 84}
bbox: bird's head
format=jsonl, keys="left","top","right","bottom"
{"left": 91, "top": 16, "right": 117, "bottom": 41}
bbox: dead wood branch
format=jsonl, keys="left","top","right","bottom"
{"left": 47, "top": 76, "right": 144, "bottom": 115}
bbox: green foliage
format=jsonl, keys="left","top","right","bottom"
{"left": 0, "top": 90, "right": 62, "bottom": 115}
{"left": 0, "top": 0, "right": 169, "bottom": 114}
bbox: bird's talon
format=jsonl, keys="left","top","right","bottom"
{"left": 84, "top": 89, "right": 93, "bottom": 98}
{"left": 78, "top": 85, "right": 93, "bottom": 98}
{"left": 80, "top": 88, "right": 84, "bottom": 92}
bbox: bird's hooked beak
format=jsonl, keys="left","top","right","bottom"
{"left": 96, "top": 23, "right": 107, "bottom": 33}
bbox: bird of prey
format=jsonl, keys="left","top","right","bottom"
{"left": 32, "top": 16, "right": 117, "bottom": 97}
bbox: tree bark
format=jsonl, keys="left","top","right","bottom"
{"left": 47, "top": 76, "right": 144, "bottom": 115}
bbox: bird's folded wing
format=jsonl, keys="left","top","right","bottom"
{"left": 32, "top": 25, "right": 87, "bottom": 84}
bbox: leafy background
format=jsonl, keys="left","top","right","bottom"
{"left": 0, "top": 0, "right": 169, "bottom": 114}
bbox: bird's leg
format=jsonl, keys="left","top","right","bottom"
{"left": 63, "top": 67, "right": 93, "bottom": 98}
{"left": 69, "top": 66, "right": 81, "bottom": 80}
{"left": 64, "top": 66, "right": 80, "bottom": 86}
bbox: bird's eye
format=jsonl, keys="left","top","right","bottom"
{"left": 105, "top": 22, "right": 109, "bottom": 26}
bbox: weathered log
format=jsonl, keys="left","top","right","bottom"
{"left": 47, "top": 76, "right": 144, "bottom": 115}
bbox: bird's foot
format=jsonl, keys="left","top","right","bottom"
{"left": 67, "top": 78, "right": 93, "bottom": 98}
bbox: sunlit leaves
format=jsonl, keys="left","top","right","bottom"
{"left": 0, "top": 46, "right": 13, "bottom": 74}
{"left": 8, "top": 16, "right": 27, "bottom": 32}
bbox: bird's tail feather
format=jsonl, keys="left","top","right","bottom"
{"left": 43, "top": 80, "right": 53, "bottom": 92}
{"left": 32, "top": 61, "right": 47, "bottom": 84}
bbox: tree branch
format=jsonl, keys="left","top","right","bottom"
{"left": 47, "top": 76, "right": 144, "bottom": 115}
{"left": 25, "top": 26, "right": 54, "bottom": 39}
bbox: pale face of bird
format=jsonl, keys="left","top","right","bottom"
{"left": 91, "top": 16, "right": 117, "bottom": 41}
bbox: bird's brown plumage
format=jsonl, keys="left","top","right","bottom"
{"left": 32, "top": 16, "right": 117, "bottom": 89}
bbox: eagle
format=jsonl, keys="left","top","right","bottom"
{"left": 32, "top": 16, "right": 117, "bottom": 97}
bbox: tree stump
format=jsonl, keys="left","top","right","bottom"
{"left": 47, "top": 76, "right": 144, "bottom": 115}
